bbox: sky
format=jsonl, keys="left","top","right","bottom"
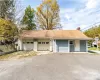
{"left": 21, "top": 0, "right": 100, "bottom": 30}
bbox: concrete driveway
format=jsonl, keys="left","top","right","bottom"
{"left": 0, "top": 53, "right": 100, "bottom": 80}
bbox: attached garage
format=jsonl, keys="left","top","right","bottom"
{"left": 19, "top": 30, "right": 91, "bottom": 52}
{"left": 22, "top": 39, "right": 34, "bottom": 50}
{"left": 37, "top": 39, "right": 50, "bottom": 51}
{"left": 56, "top": 40, "right": 69, "bottom": 52}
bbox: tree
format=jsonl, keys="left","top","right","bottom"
{"left": 84, "top": 25, "right": 100, "bottom": 46}
{"left": 21, "top": 5, "right": 36, "bottom": 30}
{"left": 0, "top": 18, "right": 18, "bottom": 50}
{"left": 0, "top": 0, "right": 15, "bottom": 20}
{"left": 84, "top": 26, "right": 100, "bottom": 38}
{"left": 36, "top": 0, "right": 61, "bottom": 30}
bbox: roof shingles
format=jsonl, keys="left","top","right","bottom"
{"left": 20, "top": 30, "right": 92, "bottom": 40}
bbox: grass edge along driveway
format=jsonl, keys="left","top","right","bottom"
{"left": 0, "top": 51, "right": 37, "bottom": 60}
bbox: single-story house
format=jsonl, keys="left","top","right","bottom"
{"left": 92, "top": 37, "right": 99, "bottom": 47}
{"left": 18, "top": 30, "right": 92, "bottom": 53}
{"left": 92, "top": 40, "right": 100, "bottom": 47}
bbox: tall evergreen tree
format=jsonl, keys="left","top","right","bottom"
{"left": 21, "top": 5, "right": 36, "bottom": 30}
{"left": 0, "top": 0, "right": 15, "bottom": 20}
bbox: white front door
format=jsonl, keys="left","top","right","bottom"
{"left": 38, "top": 39, "right": 50, "bottom": 51}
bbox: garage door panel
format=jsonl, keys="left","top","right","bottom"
{"left": 59, "top": 47, "right": 69, "bottom": 52}
{"left": 23, "top": 43, "right": 34, "bottom": 50}
{"left": 56, "top": 40, "right": 68, "bottom": 52}
{"left": 38, "top": 40, "right": 50, "bottom": 51}
{"left": 38, "top": 44, "right": 49, "bottom": 51}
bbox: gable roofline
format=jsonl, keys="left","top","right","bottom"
{"left": 19, "top": 30, "right": 92, "bottom": 40}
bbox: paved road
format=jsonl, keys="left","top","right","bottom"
{"left": 0, "top": 53, "right": 100, "bottom": 80}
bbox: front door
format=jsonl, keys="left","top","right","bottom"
{"left": 80, "top": 40, "right": 86, "bottom": 52}
{"left": 70, "top": 41, "right": 75, "bottom": 52}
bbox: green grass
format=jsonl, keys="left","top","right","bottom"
{"left": 0, "top": 45, "right": 14, "bottom": 52}
{"left": 0, "top": 51, "right": 37, "bottom": 60}
{"left": 88, "top": 47, "right": 100, "bottom": 51}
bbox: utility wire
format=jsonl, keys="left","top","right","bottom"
{"left": 81, "top": 21, "right": 100, "bottom": 31}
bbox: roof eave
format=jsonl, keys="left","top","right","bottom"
{"left": 53, "top": 37, "right": 93, "bottom": 40}
{"left": 20, "top": 37, "right": 93, "bottom": 40}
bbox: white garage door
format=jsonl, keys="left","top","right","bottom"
{"left": 23, "top": 42, "right": 34, "bottom": 50}
{"left": 38, "top": 40, "right": 50, "bottom": 51}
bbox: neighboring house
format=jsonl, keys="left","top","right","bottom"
{"left": 18, "top": 30, "right": 92, "bottom": 53}
{"left": 92, "top": 40, "right": 100, "bottom": 47}
{"left": 92, "top": 41, "right": 97, "bottom": 47}
{"left": 92, "top": 37, "right": 99, "bottom": 47}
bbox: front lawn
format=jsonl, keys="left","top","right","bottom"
{"left": 0, "top": 51, "right": 37, "bottom": 60}
{"left": 88, "top": 47, "right": 99, "bottom": 50}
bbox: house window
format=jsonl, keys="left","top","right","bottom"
{"left": 42, "top": 42, "right": 45, "bottom": 44}
{"left": 70, "top": 41, "right": 74, "bottom": 45}
{"left": 16, "top": 44, "right": 18, "bottom": 46}
{"left": 27, "top": 42, "right": 29, "bottom": 44}
{"left": 46, "top": 42, "right": 49, "bottom": 44}
{"left": 31, "top": 42, "right": 34, "bottom": 44}
{"left": 38, "top": 42, "right": 41, "bottom": 44}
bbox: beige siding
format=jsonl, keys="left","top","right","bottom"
{"left": 34, "top": 41, "right": 37, "bottom": 51}
{"left": 50, "top": 40, "right": 53, "bottom": 52}
{"left": 18, "top": 39, "right": 23, "bottom": 50}
{"left": 75, "top": 40, "right": 80, "bottom": 52}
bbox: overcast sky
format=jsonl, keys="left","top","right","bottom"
{"left": 22, "top": 0, "right": 100, "bottom": 30}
